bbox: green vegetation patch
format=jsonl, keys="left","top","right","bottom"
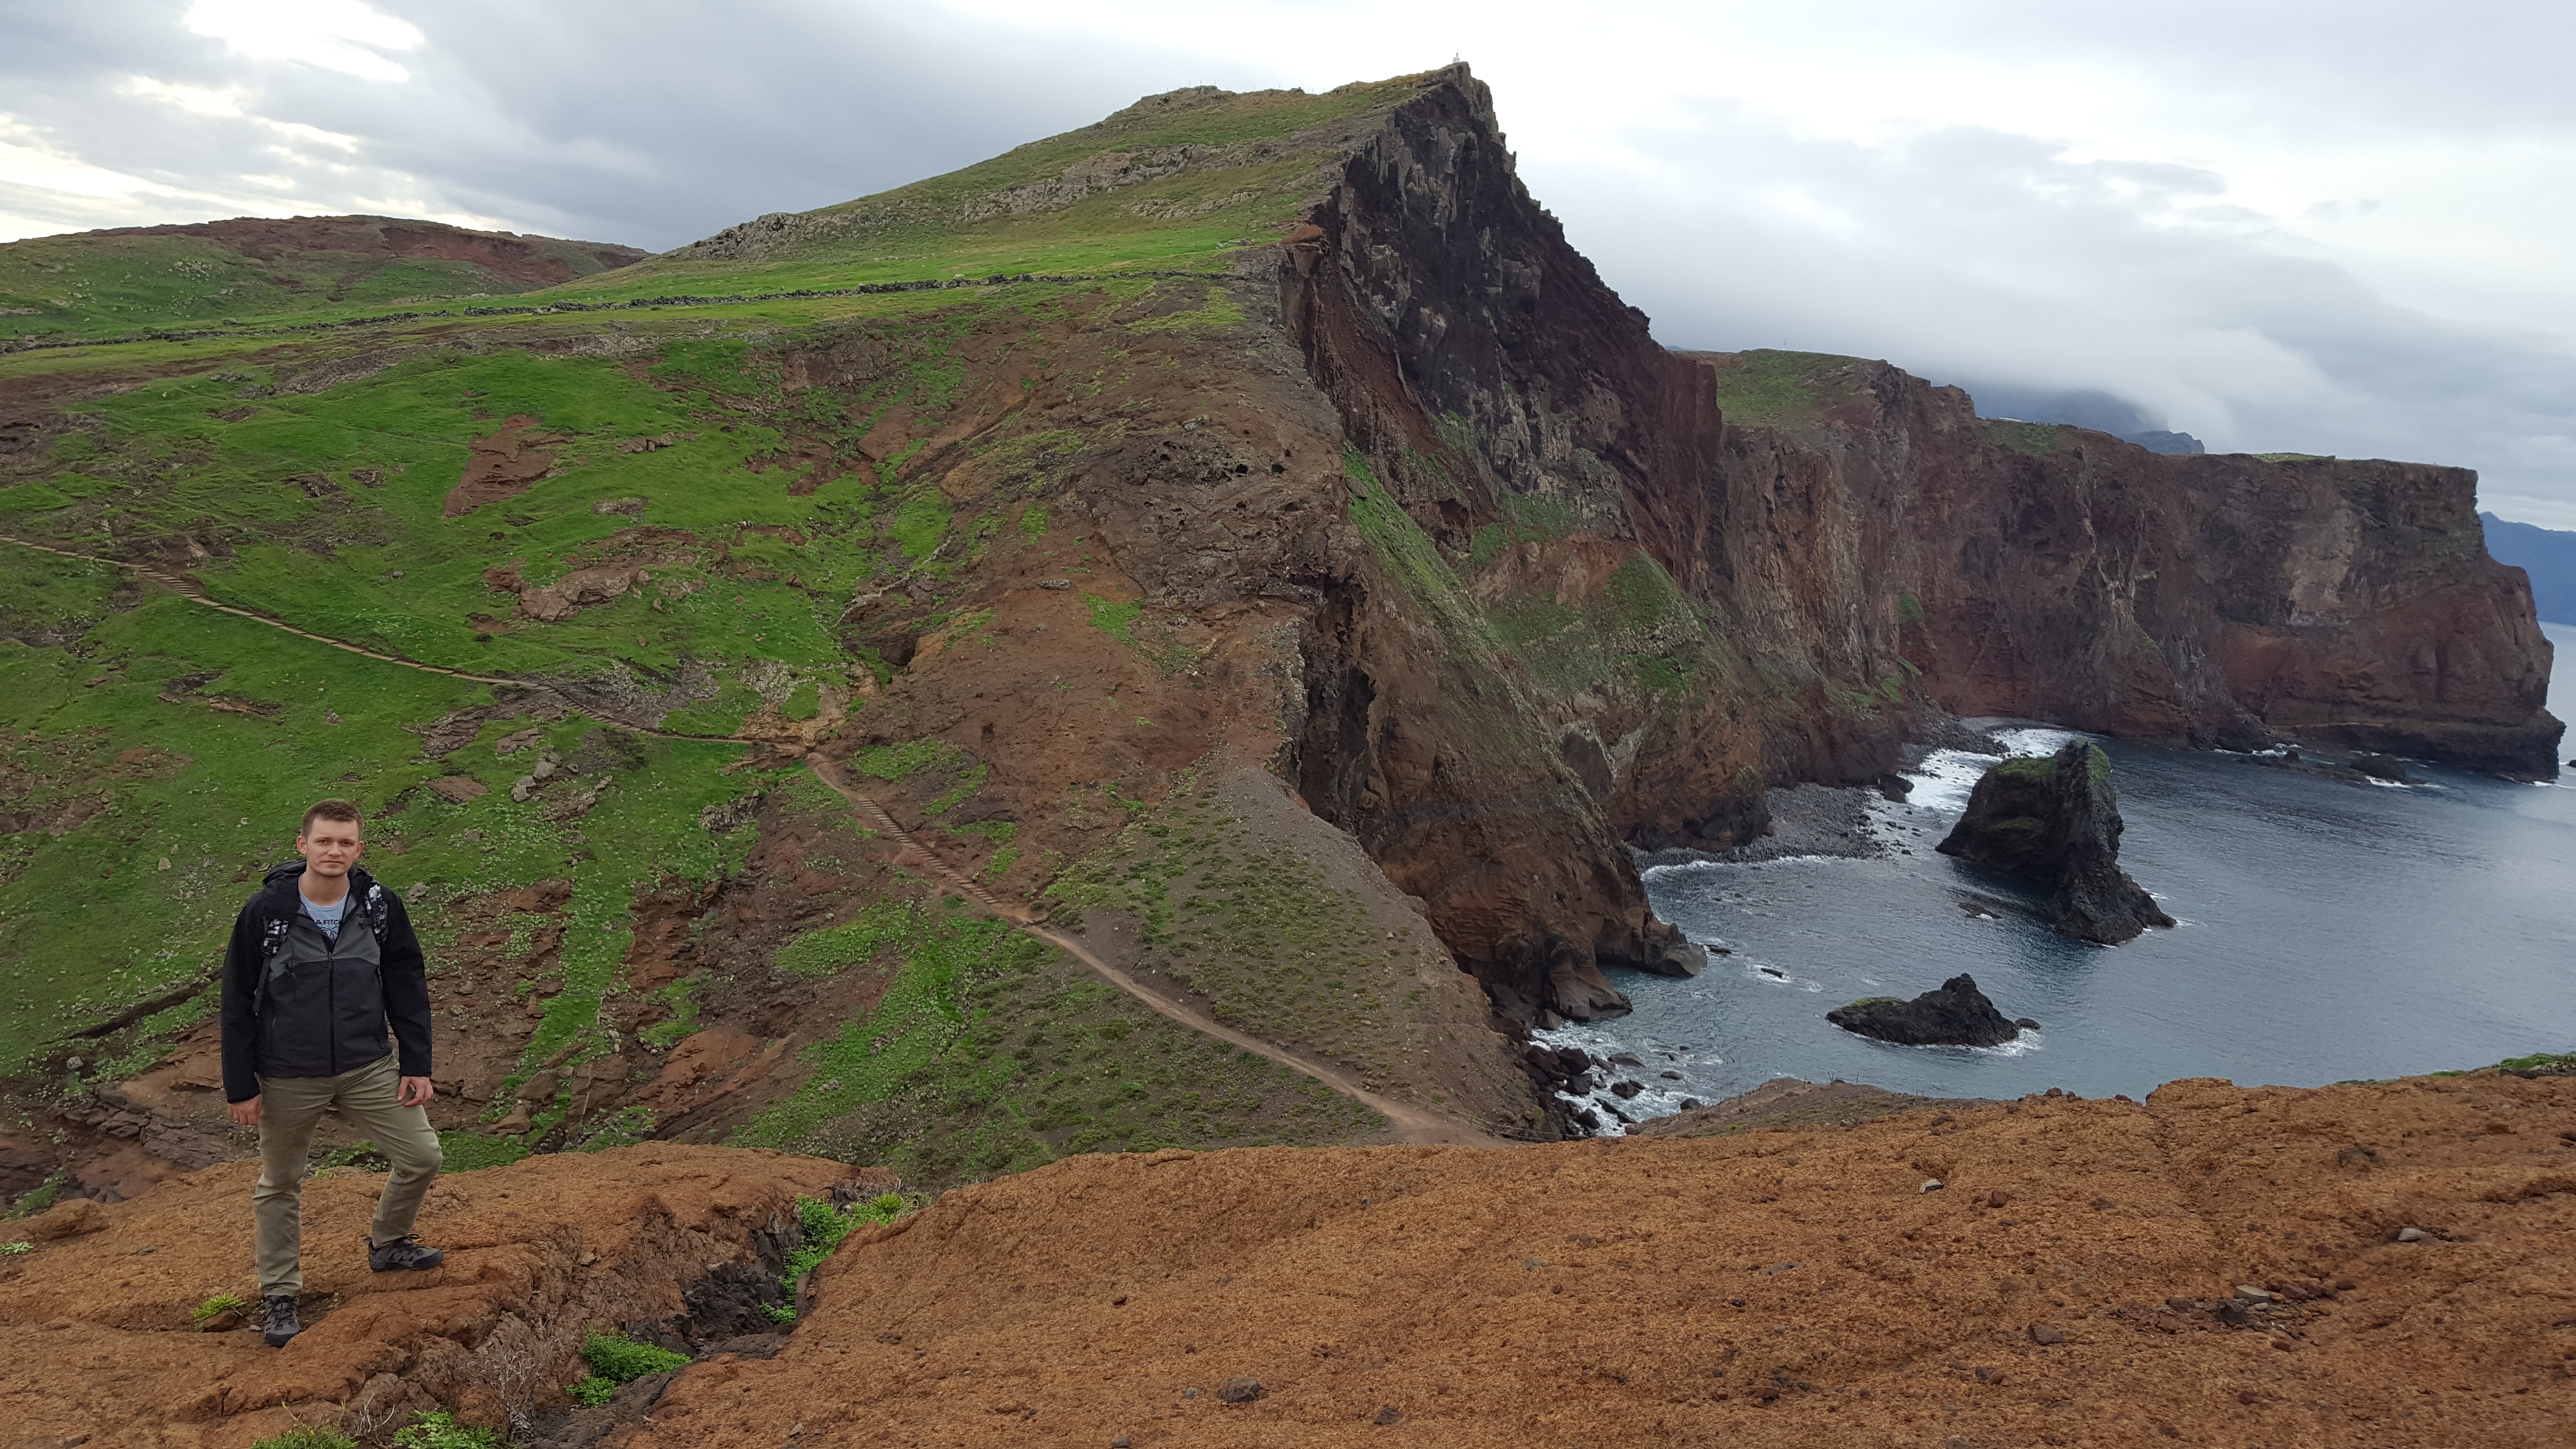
{"left": 1045, "top": 776, "right": 1446, "bottom": 1086}
{"left": 852, "top": 736, "right": 967, "bottom": 782}
{"left": 1344, "top": 447, "right": 1481, "bottom": 640}
{"left": 392, "top": 1411, "right": 498, "bottom": 1449}
{"left": 763, "top": 1191, "right": 916, "bottom": 1321}
{"left": 2493, "top": 1050, "right": 2576, "bottom": 1074}
{"left": 775, "top": 898, "right": 922, "bottom": 977}
{"left": 1127, "top": 286, "right": 1245, "bottom": 334}
{"left": 581, "top": 1329, "right": 689, "bottom": 1387}
{"left": 1082, "top": 592, "right": 1201, "bottom": 674}
{"left": 1701, "top": 350, "right": 1866, "bottom": 428}
{"left": 1982, "top": 419, "right": 2064, "bottom": 457}
{"left": 192, "top": 1291, "right": 249, "bottom": 1325}
{"left": 734, "top": 888, "right": 1378, "bottom": 1185}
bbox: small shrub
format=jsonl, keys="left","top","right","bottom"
{"left": 580, "top": 1330, "right": 689, "bottom": 1384}
{"left": 568, "top": 1376, "right": 618, "bottom": 1407}
{"left": 193, "top": 1291, "right": 249, "bottom": 1325}
{"left": 764, "top": 1192, "right": 918, "bottom": 1321}
{"left": 314, "top": 1140, "right": 390, "bottom": 1173}
{"left": 434, "top": 1130, "right": 529, "bottom": 1174}
{"left": 0, "top": 1240, "right": 31, "bottom": 1256}
{"left": 251, "top": 1427, "right": 357, "bottom": 1449}
{"left": 389, "top": 1412, "right": 497, "bottom": 1449}
{"left": 6, "top": 1170, "right": 65, "bottom": 1218}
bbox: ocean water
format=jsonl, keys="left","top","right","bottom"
{"left": 1541, "top": 619, "right": 2576, "bottom": 1126}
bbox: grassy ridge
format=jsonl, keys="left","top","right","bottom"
{"left": 557, "top": 78, "right": 1424, "bottom": 300}
{"left": 0, "top": 224, "right": 638, "bottom": 343}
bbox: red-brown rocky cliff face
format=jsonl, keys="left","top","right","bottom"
{"left": 1263, "top": 66, "right": 2559, "bottom": 1020}
{"left": 1703, "top": 355, "right": 2562, "bottom": 777}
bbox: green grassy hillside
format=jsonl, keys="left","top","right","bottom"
{"left": 0, "top": 216, "right": 646, "bottom": 344}
{"left": 562, "top": 79, "right": 1411, "bottom": 299}
{"left": 0, "top": 69, "right": 1487, "bottom": 1188}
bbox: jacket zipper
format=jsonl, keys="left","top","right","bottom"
{"left": 325, "top": 903, "right": 338, "bottom": 1077}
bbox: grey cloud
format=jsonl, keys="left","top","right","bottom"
{"left": 0, "top": 1, "right": 2566, "bottom": 524}
{"left": 0, "top": 0, "right": 1224, "bottom": 249}
{"left": 1530, "top": 103, "right": 2576, "bottom": 522}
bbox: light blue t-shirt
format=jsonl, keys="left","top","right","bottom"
{"left": 300, "top": 888, "right": 348, "bottom": 941}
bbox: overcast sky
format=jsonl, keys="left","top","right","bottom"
{"left": 4, "top": 0, "right": 2572, "bottom": 528}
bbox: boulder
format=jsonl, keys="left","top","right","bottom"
{"left": 1826, "top": 973, "right": 2028, "bottom": 1047}
{"left": 1935, "top": 741, "right": 2175, "bottom": 944}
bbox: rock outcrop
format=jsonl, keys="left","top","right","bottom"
{"left": 1827, "top": 972, "right": 2035, "bottom": 1046}
{"left": 0, "top": 1144, "right": 859, "bottom": 1446}
{"left": 1937, "top": 741, "right": 2176, "bottom": 943}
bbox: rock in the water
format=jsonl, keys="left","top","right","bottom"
{"left": 1935, "top": 741, "right": 2176, "bottom": 944}
{"left": 1827, "top": 973, "right": 2030, "bottom": 1047}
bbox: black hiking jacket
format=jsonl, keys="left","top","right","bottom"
{"left": 218, "top": 861, "right": 432, "bottom": 1102}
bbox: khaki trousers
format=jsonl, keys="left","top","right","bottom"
{"left": 253, "top": 1053, "right": 442, "bottom": 1295}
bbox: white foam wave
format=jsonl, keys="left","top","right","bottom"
{"left": 1529, "top": 1023, "right": 1727, "bottom": 1137}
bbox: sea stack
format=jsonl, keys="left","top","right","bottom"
{"left": 1826, "top": 973, "right": 2036, "bottom": 1047}
{"left": 1937, "top": 741, "right": 2177, "bottom": 944}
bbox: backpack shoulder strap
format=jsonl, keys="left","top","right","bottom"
{"left": 250, "top": 915, "right": 293, "bottom": 1017}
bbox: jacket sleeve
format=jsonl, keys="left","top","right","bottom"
{"left": 219, "top": 904, "right": 263, "bottom": 1103}
{"left": 379, "top": 891, "right": 434, "bottom": 1079}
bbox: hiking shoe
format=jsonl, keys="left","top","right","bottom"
{"left": 262, "top": 1295, "right": 302, "bottom": 1348}
{"left": 368, "top": 1234, "right": 445, "bottom": 1272}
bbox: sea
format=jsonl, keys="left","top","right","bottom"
{"left": 1540, "top": 620, "right": 2576, "bottom": 1127}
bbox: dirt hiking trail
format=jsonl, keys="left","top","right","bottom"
{"left": 3, "top": 535, "right": 1495, "bottom": 1145}
{"left": 805, "top": 759, "right": 1500, "bottom": 1148}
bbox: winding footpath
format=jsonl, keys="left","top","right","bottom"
{"left": 804, "top": 759, "right": 1497, "bottom": 1148}
{"left": 2, "top": 533, "right": 1497, "bottom": 1146}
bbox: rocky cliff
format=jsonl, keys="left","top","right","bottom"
{"left": 1262, "top": 64, "right": 2558, "bottom": 1019}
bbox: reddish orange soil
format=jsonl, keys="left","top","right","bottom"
{"left": 5, "top": 1075, "right": 2575, "bottom": 1445}
{"left": 633, "top": 1073, "right": 2576, "bottom": 1448}
{"left": 0, "top": 1144, "right": 855, "bottom": 1447}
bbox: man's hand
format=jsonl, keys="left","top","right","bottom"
{"left": 398, "top": 1076, "right": 436, "bottom": 1108}
{"left": 229, "top": 1095, "right": 261, "bottom": 1128}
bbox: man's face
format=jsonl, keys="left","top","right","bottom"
{"left": 297, "top": 817, "right": 364, "bottom": 877}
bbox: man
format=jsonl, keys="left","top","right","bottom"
{"left": 220, "top": 798, "right": 444, "bottom": 1349}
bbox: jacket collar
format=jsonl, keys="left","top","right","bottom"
{"left": 259, "top": 860, "right": 376, "bottom": 914}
